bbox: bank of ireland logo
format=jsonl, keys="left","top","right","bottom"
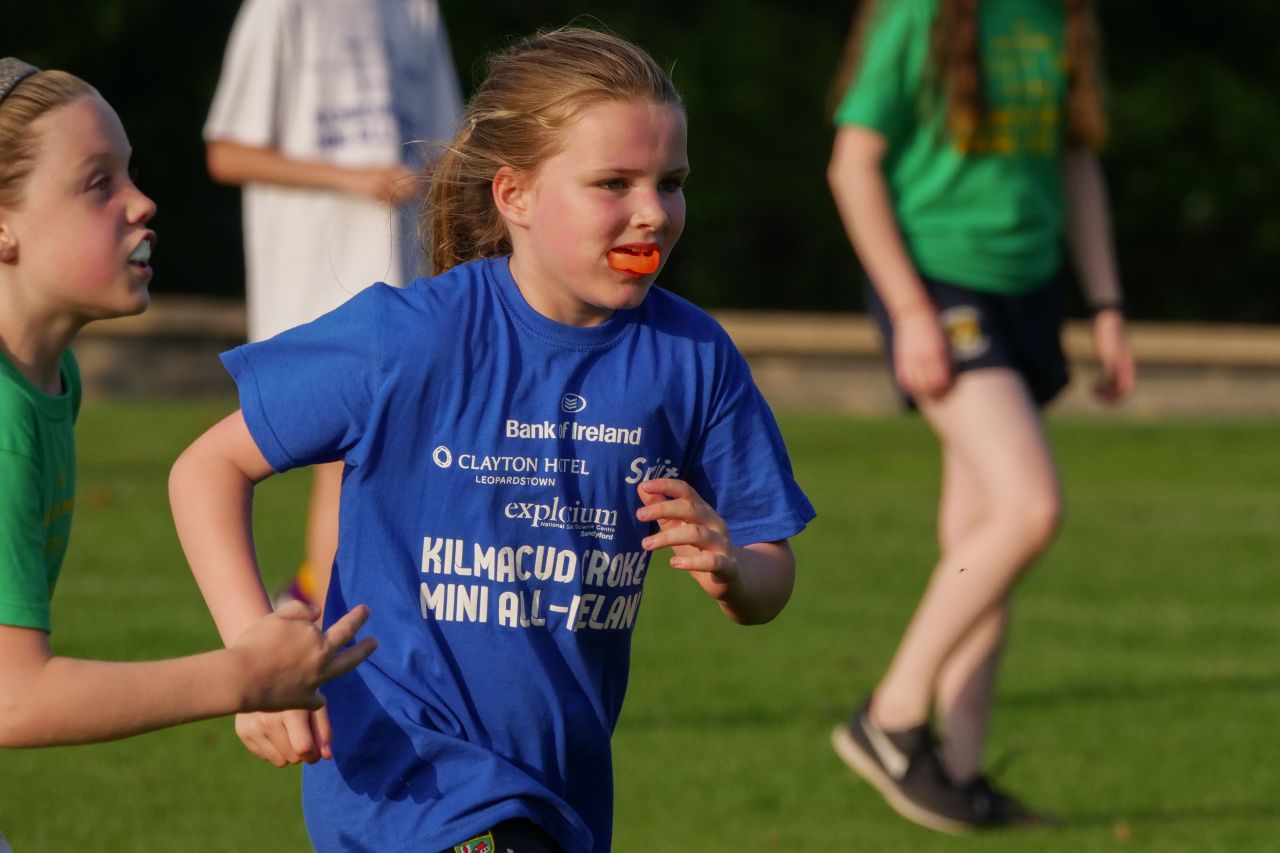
{"left": 561, "top": 393, "right": 587, "bottom": 414}
{"left": 432, "top": 446, "right": 453, "bottom": 468}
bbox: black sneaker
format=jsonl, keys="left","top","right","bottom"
{"left": 962, "top": 775, "right": 1058, "bottom": 828}
{"left": 831, "top": 698, "right": 979, "bottom": 834}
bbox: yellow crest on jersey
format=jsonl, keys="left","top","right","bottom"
{"left": 939, "top": 305, "right": 990, "bottom": 360}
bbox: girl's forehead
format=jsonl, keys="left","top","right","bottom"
{"left": 571, "top": 98, "right": 685, "bottom": 128}
{"left": 32, "top": 95, "right": 129, "bottom": 164}
{"left": 558, "top": 99, "right": 686, "bottom": 151}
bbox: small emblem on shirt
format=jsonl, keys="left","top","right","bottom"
{"left": 940, "top": 305, "right": 990, "bottom": 361}
{"left": 453, "top": 832, "right": 494, "bottom": 853}
{"left": 561, "top": 393, "right": 587, "bottom": 413}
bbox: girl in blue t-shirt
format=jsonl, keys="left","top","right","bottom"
{"left": 170, "top": 27, "right": 814, "bottom": 853}
{"left": 0, "top": 59, "right": 375, "bottom": 752}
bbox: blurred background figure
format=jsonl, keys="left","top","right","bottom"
{"left": 204, "top": 0, "right": 463, "bottom": 610}
{"left": 826, "top": 0, "right": 1135, "bottom": 833}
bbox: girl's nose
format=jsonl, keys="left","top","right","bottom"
{"left": 630, "top": 188, "right": 669, "bottom": 231}
{"left": 128, "top": 183, "right": 157, "bottom": 225}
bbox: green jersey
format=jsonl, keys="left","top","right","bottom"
{"left": 0, "top": 349, "right": 80, "bottom": 632}
{"left": 835, "top": 0, "right": 1070, "bottom": 293}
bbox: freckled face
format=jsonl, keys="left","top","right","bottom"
{"left": 5, "top": 95, "right": 156, "bottom": 323}
{"left": 505, "top": 99, "right": 688, "bottom": 327}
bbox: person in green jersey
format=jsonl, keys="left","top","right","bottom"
{"left": 826, "top": 0, "right": 1136, "bottom": 833}
{"left": 0, "top": 59, "right": 377, "bottom": 768}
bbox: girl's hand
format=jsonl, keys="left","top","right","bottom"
{"left": 346, "top": 164, "right": 419, "bottom": 205}
{"left": 231, "top": 601, "right": 377, "bottom": 713}
{"left": 636, "top": 478, "right": 737, "bottom": 601}
{"left": 893, "top": 304, "right": 953, "bottom": 400}
{"left": 1091, "top": 308, "right": 1136, "bottom": 402}
{"left": 234, "top": 707, "right": 331, "bottom": 767}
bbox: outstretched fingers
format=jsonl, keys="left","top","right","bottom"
{"left": 636, "top": 479, "right": 722, "bottom": 529}
{"left": 638, "top": 497, "right": 700, "bottom": 525}
{"left": 645, "top": 520, "right": 717, "bottom": 550}
{"left": 320, "top": 604, "right": 378, "bottom": 680}
{"left": 636, "top": 476, "right": 696, "bottom": 504}
{"left": 635, "top": 478, "right": 736, "bottom": 585}
{"left": 325, "top": 636, "right": 379, "bottom": 680}
{"left": 322, "top": 604, "right": 371, "bottom": 649}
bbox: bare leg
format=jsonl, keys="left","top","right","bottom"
{"left": 935, "top": 602, "right": 1008, "bottom": 782}
{"left": 870, "top": 370, "right": 1060, "bottom": 737}
{"left": 934, "top": 446, "right": 1011, "bottom": 783}
{"left": 301, "top": 460, "right": 343, "bottom": 609}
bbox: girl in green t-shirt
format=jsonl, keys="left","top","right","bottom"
{"left": 0, "top": 59, "right": 376, "bottom": 756}
{"left": 826, "top": 0, "right": 1136, "bottom": 834}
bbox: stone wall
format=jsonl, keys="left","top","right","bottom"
{"left": 75, "top": 298, "right": 1280, "bottom": 417}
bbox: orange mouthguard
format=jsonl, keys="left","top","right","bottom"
{"left": 607, "top": 246, "right": 661, "bottom": 275}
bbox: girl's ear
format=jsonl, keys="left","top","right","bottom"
{"left": 492, "top": 165, "right": 531, "bottom": 228}
{"left": 0, "top": 220, "right": 16, "bottom": 263}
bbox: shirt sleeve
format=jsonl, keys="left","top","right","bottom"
{"left": 687, "top": 338, "right": 816, "bottom": 547}
{"left": 833, "top": 0, "right": 933, "bottom": 142}
{"left": 203, "top": 0, "right": 291, "bottom": 146}
{"left": 0, "top": 451, "right": 52, "bottom": 631}
{"left": 221, "top": 285, "right": 387, "bottom": 473}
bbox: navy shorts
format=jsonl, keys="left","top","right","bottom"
{"left": 864, "top": 275, "right": 1069, "bottom": 407}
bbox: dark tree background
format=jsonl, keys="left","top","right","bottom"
{"left": 5, "top": 1, "right": 1278, "bottom": 320}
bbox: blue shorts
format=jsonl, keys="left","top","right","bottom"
{"left": 864, "top": 276, "right": 1069, "bottom": 407}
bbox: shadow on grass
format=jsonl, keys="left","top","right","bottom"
{"left": 1065, "top": 801, "right": 1280, "bottom": 829}
{"left": 1001, "top": 671, "right": 1280, "bottom": 709}
{"left": 620, "top": 672, "right": 1280, "bottom": 744}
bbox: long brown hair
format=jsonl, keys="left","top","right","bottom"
{"left": 422, "top": 27, "right": 683, "bottom": 276}
{"left": 0, "top": 70, "right": 97, "bottom": 208}
{"left": 830, "top": 0, "right": 1107, "bottom": 151}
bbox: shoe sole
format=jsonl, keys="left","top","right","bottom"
{"left": 831, "top": 724, "right": 972, "bottom": 836}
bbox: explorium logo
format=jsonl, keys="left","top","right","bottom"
{"left": 561, "top": 393, "right": 587, "bottom": 414}
{"left": 504, "top": 497, "right": 618, "bottom": 533}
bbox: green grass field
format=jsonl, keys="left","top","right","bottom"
{"left": 1, "top": 401, "right": 1276, "bottom": 851}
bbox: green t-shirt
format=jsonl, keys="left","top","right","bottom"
{"left": 0, "top": 349, "right": 80, "bottom": 632}
{"left": 835, "top": 0, "right": 1069, "bottom": 293}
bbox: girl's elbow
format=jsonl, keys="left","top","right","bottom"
{"left": 826, "top": 157, "right": 850, "bottom": 193}
{"left": 0, "top": 697, "right": 40, "bottom": 748}
{"left": 733, "top": 589, "right": 792, "bottom": 627}
{"left": 205, "top": 147, "right": 229, "bottom": 183}
{"left": 0, "top": 725, "right": 34, "bottom": 749}
{"left": 168, "top": 442, "right": 218, "bottom": 510}
{"left": 827, "top": 157, "right": 873, "bottom": 208}
{"left": 205, "top": 143, "right": 245, "bottom": 186}
{"left": 168, "top": 446, "right": 195, "bottom": 501}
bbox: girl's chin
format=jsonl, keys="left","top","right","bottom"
{"left": 616, "top": 281, "right": 652, "bottom": 298}
{"left": 102, "top": 288, "right": 152, "bottom": 320}
{"left": 124, "top": 291, "right": 152, "bottom": 316}
{"left": 610, "top": 283, "right": 651, "bottom": 310}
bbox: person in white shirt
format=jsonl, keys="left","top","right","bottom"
{"left": 204, "top": 0, "right": 463, "bottom": 609}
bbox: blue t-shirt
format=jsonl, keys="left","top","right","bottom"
{"left": 223, "top": 256, "right": 815, "bottom": 853}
